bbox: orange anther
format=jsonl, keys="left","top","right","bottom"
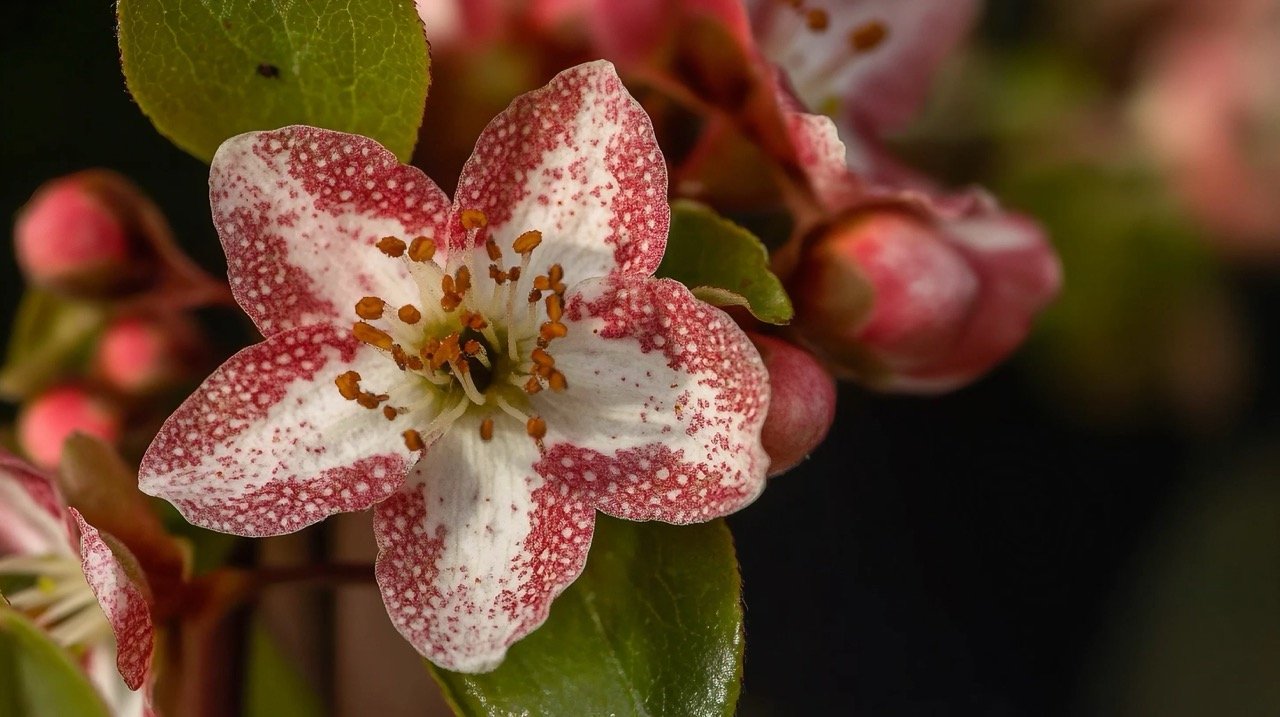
{"left": 485, "top": 238, "right": 502, "bottom": 262}
{"left": 523, "top": 376, "right": 543, "bottom": 394}
{"left": 531, "top": 347, "right": 555, "bottom": 368}
{"left": 397, "top": 304, "right": 421, "bottom": 324}
{"left": 455, "top": 266, "right": 472, "bottom": 294}
{"left": 539, "top": 321, "right": 568, "bottom": 342}
{"left": 460, "top": 208, "right": 488, "bottom": 230}
{"left": 805, "top": 8, "right": 829, "bottom": 30}
{"left": 479, "top": 417, "right": 494, "bottom": 441}
{"left": 526, "top": 416, "right": 547, "bottom": 440}
{"left": 489, "top": 264, "right": 508, "bottom": 284}
{"left": 545, "top": 293, "right": 563, "bottom": 322}
{"left": 440, "top": 293, "right": 462, "bottom": 312}
{"left": 355, "top": 296, "right": 386, "bottom": 320}
{"left": 850, "top": 20, "right": 887, "bottom": 52}
{"left": 335, "top": 371, "right": 362, "bottom": 400}
{"left": 547, "top": 370, "right": 568, "bottom": 392}
{"left": 356, "top": 391, "right": 381, "bottom": 409}
{"left": 377, "top": 236, "right": 407, "bottom": 257}
{"left": 353, "top": 322, "right": 394, "bottom": 350}
{"left": 507, "top": 266, "right": 521, "bottom": 282}
{"left": 403, "top": 429, "right": 425, "bottom": 451}
{"left": 463, "top": 339, "right": 482, "bottom": 356}
{"left": 382, "top": 405, "right": 398, "bottom": 421}
{"left": 512, "top": 230, "right": 543, "bottom": 254}
{"left": 408, "top": 236, "right": 437, "bottom": 262}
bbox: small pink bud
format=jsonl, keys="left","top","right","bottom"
{"left": 17, "top": 385, "right": 122, "bottom": 470}
{"left": 750, "top": 333, "right": 836, "bottom": 476}
{"left": 13, "top": 171, "right": 163, "bottom": 297}
{"left": 95, "top": 315, "right": 196, "bottom": 394}
{"left": 791, "top": 207, "right": 1060, "bottom": 392}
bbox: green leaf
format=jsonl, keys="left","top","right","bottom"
{"left": 245, "top": 619, "right": 324, "bottom": 717}
{"left": 118, "top": 0, "right": 429, "bottom": 163}
{"left": 0, "top": 289, "right": 105, "bottom": 400}
{"left": 430, "top": 517, "right": 744, "bottom": 717}
{"left": 0, "top": 606, "right": 111, "bottom": 717}
{"left": 657, "top": 200, "right": 793, "bottom": 324}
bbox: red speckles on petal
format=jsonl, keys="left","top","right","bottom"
{"left": 73, "top": 511, "right": 153, "bottom": 692}
{"left": 211, "top": 127, "right": 452, "bottom": 336}
{"left": 373, "top": 422, "right": 594, "bottom": 673}
{"left": 451, "top": 61, "right": 669, "bottom": 279}
{"left": 139, "top": 323, "right": 409, "bottom": 537}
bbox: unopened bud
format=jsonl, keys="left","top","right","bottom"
{"left": 17, "top": 385, "right": 122, "bottom": 470}
{"left": 95, "top": 315, "right": 201, "bottom": 394}
{"left": 750, "top": 333, "right": 836, "bottom": 476}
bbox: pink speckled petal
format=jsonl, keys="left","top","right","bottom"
{"left": 72, "top": 510, "right": 152, "bottom": 692}
{"left": 534, "top": 275, "right": 769, "bottom": 523}
{"left": 0, "top": 451, "right": 73, "bottom": 556}
{"left": 139, "top": 323, "right": 414, "bottom": 537}
{"left": 374, "top": 416, "right": 595, "bottom": 673}
{"left": 750, "top": 0, "right": 978, "bottom": 135}
{"left": 211, "top": 126, "right": 452, "bottom": 337}
{"left": 84, "top": 644, "right": 154, "bottom": 717}
{"left": 450, "top": 61, "right": 669, "bottom": 283}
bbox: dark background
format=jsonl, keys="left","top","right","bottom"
{"left": 3, "top": 2, "right": 1276, "bottom": 715}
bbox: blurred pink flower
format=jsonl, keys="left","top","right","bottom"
{"left": 139, "top": 62, "right": 769, "bottom": 672}
{"left": 0, "top": 451, "right": 155, "bottom": 716}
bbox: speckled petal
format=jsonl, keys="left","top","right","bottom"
{"left": 449, "top": 61, "right": 668, "bottom": 284}
{"left": 373, "top": 414, "right": 595, "bottom": 673}
{"left": 0, "top": 451, "right": 73, "bottom": 556}
{"left": 139, "top": 323, "right": 413, "bottom": 538}
{"left": 533, "top": 275, "right": 770, "bottom": 523}
{"left": 72, "top": 511, "right": 152, "bottom": 692}
{"left": 211, "top": 126, "right": 452, "bottom": 337}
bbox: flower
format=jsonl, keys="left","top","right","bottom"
{"left": 785, "top": 109, "right": 1062, "bottom": 392}
{"left": 0, "top": 450, "right": 155, "bottom": 716}
{"left": 139, "top": 61, "right": 769, "bottom": 672}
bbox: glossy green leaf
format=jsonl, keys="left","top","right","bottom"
{"left": 0, "top": 289, "right": 104, "bottom": 400}
{"left": 0, "top": 606, "right": 111, "bottom": 717}
{"left": 118, "top": 0, "right": 429, "bottom": 163}
{"left": 430, "top": 517, "right": 744, "bottom": 717}
{"left": 657, "top": 200, "right": 793, "bottom": 324}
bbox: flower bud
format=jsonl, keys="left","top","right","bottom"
{"left": 13, "top": 170, "right": 162, "bottom": 297}
{"left": 95, "top": 315, "right": 202, "bottom": 394}
{"left": 16, "top": 385, "right": 122, "bottom": 470}
{"left": 791, "top": 207, "right": 1061, "bottom": 392}
{"left": 750, "top": 333, "right": 836, "bottom": 476}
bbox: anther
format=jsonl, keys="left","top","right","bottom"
{"left": 507, "top": 266, "right": 521, "bottom": 282}
{"left": 806, "top": 8, "right": 829, "bottom": 31}
{"left": 403, "top": 429, "right": 425, "bottom": 451}
{"left": 463, "top": 339, "right": 482, "bottom": 356}
{"left": 512, "top": 230, "right": 542, "bottom": 254}
{"left": 528, "top": 288, "right": 543, "bottom": 303}
{"left": 547, "top": 370, "right": 568, "bottom": 392}
{"left": 353, "top": 322, "right": 394, "bottom": 350}
{"left": 526, "top": 416, "right": 547, "bottom": 440}
{"left": 539, "top": 321, "right": 568, "bottom": 342}
{"left": 523, "top": 376, "right": 543, "bottom": 394}
{"left": 356, "top": 392, "right": 382, "bottom": 409}
{"left": 355, "top": 296, "right": 386, "bottom": 320}
{"left": 377, "top": 236, "right": 407, "bottom": 257}
{"left": 397, "top": 304, "right": 421, "bottom": 324}
{"left": 479, "top": 417, "right": 494, "bottom": 441}
{"left": 545, "top": 293, "right": 563, "bottom": 322}
{"left": 460, "top": 209, "right": 488, "bottom": 230}
{"left": 488, "top": 264, "right": 508, "bottom": 284}
{"left": 335, "top": 371, "right": 362, "bottom": 400}
{"left": 440, "top": 293, "right": 462, "bottom": 312}
{"left": 382, "top": 405, "right": 398, "bottom": 421}
{"left": 391, "top": 344, "right": 410, "bottom": 370}
{"left": 485, "top": 238, "right": 503, "bottom": 262}
{"left": 455, "top": 266, "right": 472, "bottom": 295}
{"left": 850, "top": 21, "right": 887, "bottom": 52}
{"left": 547, "top": 264, "right": 565, "bottom": 293}
{"left": 408, "top": 236, "right": 437, "bottom": 262}
{"left": 531, "top": 347, "right": 555, "bottom": 369}
{"left": 461, "top": 310, "right": 489, "bottom": 330}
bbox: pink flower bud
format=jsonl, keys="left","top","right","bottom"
{"left": 750, "top": 333, "right": 836, "bottom": 476}
{"left": 792, "top": 205, "right": 1061, "bottom": 392}
{"left": 17, "top": 385, "right": 122, "bottom": 470}
{"left": 95, "top": 315, "right": 199, "bottom": 394}
{"left": 13, "top": 171, "right": 166, "bottom": 298}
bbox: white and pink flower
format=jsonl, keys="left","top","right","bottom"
{"left": 139, "top": 61, "right": 769, "bottom": 672}
{"left": 0, "top": 450, "right": 155, "bottom": 716}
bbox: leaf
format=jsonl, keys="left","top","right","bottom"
{"left": 657, "top": 200, "right": 793, "bottom": 324}
{"left": 0, "top": 606, "right": 112, "bottom": 717}
{"left": 118, "top": 0, "right": 429, "bottom": 163}
{"left": 0, "top": 290, "right": 105, "bottom": 400}
{"left": 430, "top": 516, "right": 744, "bottom": 717}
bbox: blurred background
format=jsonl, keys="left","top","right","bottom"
{"left": 2, "top": 0, "right": 1277, "bottom": 715}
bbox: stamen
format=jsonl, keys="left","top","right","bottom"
{"left": 397, "top": 304, "right": 422, "bottom": 324}
{"left": 355, "top": 296, "right": 386, "bottom": 320}
{"left": 356, "top": 391, "right": 387, "bottom": 409}
{"left": 547, "top": 370, "right": 568, "bottom": 392}
{"left": 531, "top": 347, "right": 555, "bottom": 370}
{"left": 335, "top": 370, "right": 362, "bottom": 400}
{"left": 545, "top": 293, "right": 563, "bottom": 322}
{"left": 850, "top": 20, "right": 888, "bottom": 52}
{"left": 377, "top": 236, "right": 407, "bottom": 257}
{"left": 485, "top": 238, "right": 503, "bottom": 262}
{"left": 479, "top": 417, "right": 494, "bottom": 441}
{"left": 353, "top": 322, "right": 394, "bottom": 351}
{"left": 403, "top": 429, "right": 425, "bottom": 451}
{"left": 460, "top": 208, "right": 489, "bottom": 230}
{"left": 453, "top": 363, "right": 488, "bottom": 404}
{"left": 494, "top": 393, "right": 532, "bottom": 423}
{"left": 806, "top": 8, "right": 829, "bottom": 31}
{"left": 522, "top": 376, "right": 543, "bottom": 394}
{"left": 455, "top": 266, "right": 472, "bottom": 295}
{"left": 526, "top": 416, "right": 547, "bottom": 440}
{"left": 382, "top": 405, "right": 398, "bottom": 421}
{"left": 539, "top": 321, "right": 568, "bottom": 342}
{"left": 408, "top": 236, "right": 437, "bottom": 262}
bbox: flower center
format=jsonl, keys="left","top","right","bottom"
{"left": 0, "top": 553, "right": 111, "bottom": 650}
{"left": 334, "top": 209, "right": 572, "bottom": 452}
{"left": 763, "top": 1, "right": 889, "bottom": 115}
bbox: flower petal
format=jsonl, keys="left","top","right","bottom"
{"left": 534, "top": 275, "right": 769, "bottom": 523}
{"left": 139, "top": 323, "right": 412, "bottom": 537}
{"left": 85, "top": 645, "right": 155, "bottom": 717}
{"left": 211, "top": 126, "right": 452, "bottom": 336}
{"left": 373, "top": 415, "right": 595, "bottom": 672}
{"left": 450, "top": 61, "right": 668, "bottom": 281}
{"left": 72, "top": 510, "right": 153, "bottom": 692}
{"left": 0, "top": 451, "right": 73, "bottom": 556}
{"left": 751, "top": 0, "right": 978, "bottom": 135}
